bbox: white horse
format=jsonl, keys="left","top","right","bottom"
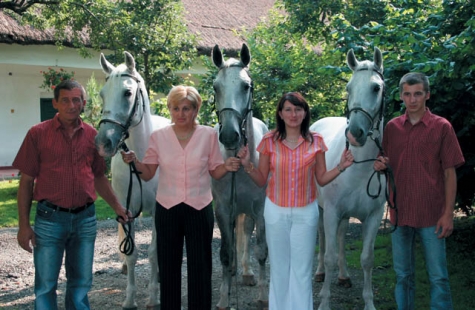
{"left": 211, "top": 43, "right": 269, "bottom": 310}
{"left": 95, "top": 51, "right": 169, "bottom": 310}
{"left": 311, "top": 47, "right": 386, "bottom": 310}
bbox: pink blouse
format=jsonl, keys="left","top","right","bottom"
{"left": 142, "top": 125, "right": 224, "bottom": 210}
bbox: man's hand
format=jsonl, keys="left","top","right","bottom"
{"left": 435, "top": 213, "right": 454, "bottom": 239}
{"left": 374, "top": 156, "right": 389, "bottom": 171}
{"left": 17, "top": 226, "right": 35, "bottom": 253}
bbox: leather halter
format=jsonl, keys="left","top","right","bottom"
{"left": 345, "top": 67, "right": 385, "bottom": 142}
{"left": 214, "top": 63, "right": 253, "bottom": 149}
{"left": 98, "top": 73, "right": 145, "bottom": 150}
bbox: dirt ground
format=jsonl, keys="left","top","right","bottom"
{"left": 0, "top": 216, "right": 380, "bottom": 310}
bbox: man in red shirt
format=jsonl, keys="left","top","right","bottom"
{"left": 374, "top": 72, "right": 464, "bottom": 310}
{"left": 13, "top": 79, "right": 131, "bottom": 310}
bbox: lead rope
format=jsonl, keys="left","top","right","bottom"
{"left": 345, "top": 137, "right": 398, "bottom": 232}
{"left": 117, "top": 139, "right": 144, "bottom": 255}
{"left": 230, "top": 150, "right": 240, "bottom": 309}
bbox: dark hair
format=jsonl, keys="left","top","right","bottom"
{"left": 399, "top": 72, "right": 430, "bottom": 94}
{"left": 274, "top": 92, "right": 313, "bottom": 142}
{"left": 53, "top": 79, "right": 86, "bottom": 101}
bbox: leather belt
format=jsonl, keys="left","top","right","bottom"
{"left": 39, "top": 200, "right": 94, "bottom": 214}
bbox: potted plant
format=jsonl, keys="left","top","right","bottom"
{"left": 40, "top": 67, "right": 75, "bottom": 90}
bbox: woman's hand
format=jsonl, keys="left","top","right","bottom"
{"left": 237, "top": 145, "right": 251, "bottom": 168}
{"left": 224, "top": 157, "right": 241, "bottom": 172}
{"left": 339, "top": 149, "right": 354, "bottom": 170}
{"left": 121, "top": 150, "right": 137, "bottom": 164}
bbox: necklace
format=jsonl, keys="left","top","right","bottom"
{"left": 175, "top": 129, "right": 195, "bottom": 141}
{"left": 285, "top": 137, "right": 299, "bottom": 143}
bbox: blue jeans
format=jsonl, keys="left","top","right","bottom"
{"left": 34, "top": 201, "right": 97, "bottom": 310}
{"left": 391, "top": 225, "right": 453, "bottom": 310}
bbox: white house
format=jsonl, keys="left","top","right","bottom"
{"left": 0, "top": 0, "right": 275, "bottom": 168}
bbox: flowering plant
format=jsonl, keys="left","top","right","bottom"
{"left": 39, "top": 67, "right": 75, "bottom": 90}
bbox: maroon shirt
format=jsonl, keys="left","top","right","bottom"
{"left": 383, "top": 108, "right": 465, "bottom": 227}
{"left": 13, "top": 114, "right": 106, "bottom": 208}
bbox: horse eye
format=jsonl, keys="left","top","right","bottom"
{"left": 244, "top": 84, "right": 250, "bottom": 91}
{"left": 373, "top": 85, "right": 381, "bottom": 92}
{"left": 124, "top": 90, "right": 132, "bottom": 97}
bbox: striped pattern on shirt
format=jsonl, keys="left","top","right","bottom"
{"left": 257, "top": 131, "right": 327, "bottom": 207}
{"left": 12, "top": 114, "right": 105, "bottom": 208}
{"left": 383, "top": 109, "right": 465, "bottom": 228}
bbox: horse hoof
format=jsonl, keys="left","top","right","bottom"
{"left": 337, "top": 277, "right": 352, "bottom": 288}
{"left": 257, "top": 300, "right": 269, "bottom": 310}
{"left": 242, "top": 274, "right": 257, "bottom": 286}
{"left": 315, "top": 273, "right": 325, "bottom": 282}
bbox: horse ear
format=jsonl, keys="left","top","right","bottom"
{"left": 124, "top": 51, "right": 137, "bottom": 74}
{"left": 240, "top": 43, "right": 251, "bottom": 67}
{"left": 373, "top": 47, "right": 383, "bottom": 72}
{"left": 347, "top": 49, "right": 358, "bottom": 72}
{"left": 212, "top": 44, "right": 224, "bottom": 68}
{"left": 100, "top": 53, "right": 115, "bottom": 75}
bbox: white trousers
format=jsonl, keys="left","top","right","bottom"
{"left": 265, "top": 197, "right": 319, "bottom": 310}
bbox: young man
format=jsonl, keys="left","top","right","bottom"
{"left": 13, "top": 79, "right": 131, "bottom": 310}
{"left": 374, "top": 72, "right": 465, "bottom": 309}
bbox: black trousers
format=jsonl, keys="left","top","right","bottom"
{"left": 155, "top": 201, "right": 214, "bottom": 310}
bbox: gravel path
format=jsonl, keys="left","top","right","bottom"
{"left": 0, "top": 216, "right": 373, "bottom": 310}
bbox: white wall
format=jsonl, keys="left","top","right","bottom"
{"left": 0, "top": 44, "right": 107, "bottom": 167}
{"left": 0, "top": 44, "right": 208, "bottom": 167}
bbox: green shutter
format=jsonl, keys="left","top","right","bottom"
{"left": 40, "top": 98, "right": 56, "bottom": 121}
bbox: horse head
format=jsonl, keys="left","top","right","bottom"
{"left": 95, "top": 51, "right": 147, "bottom": 157}
{"left": 212, "top": 43, "right": 253, "bottom": 150}
{"left": 345, "top": 47, "right": 384, "bottom": 147}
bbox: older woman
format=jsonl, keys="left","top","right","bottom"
{"left": 122, "top": 85, "right": 240, "bottom": 310}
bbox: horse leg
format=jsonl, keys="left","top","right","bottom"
{"left": 119, "top": 223, "right": 139, "bottom": 310}
{"left": 216, "top": 213, "right": 234, "bottom": 310}
{"left": 360, "top": 213, "right": 383, "bottom": 310}
{"left": 318, "top": 215, "right": 339, "bottom": 310}
{"left": 146, "top": 219, "right": 160, "bottom": 309}
{"left": 240, "top": 214, "right": 257, "bottom": 286}
{"left": 315, "top": 205, "right": 325, "bottom": 282}
{"left": 337, "top": 219, "right": 352, "bottom": 287}
{"left": 254, "top": 212, "right": 268, "bottom": 306}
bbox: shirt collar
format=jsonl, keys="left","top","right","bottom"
{"left": 52, "top": 113, "right": 84, "bottom": 131}
{"left": 403, "top": 107, "right": 431, "bottom": 126}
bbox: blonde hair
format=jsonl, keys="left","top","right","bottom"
{"left": 167, "top": 85, "right": 202, "bottom": 112}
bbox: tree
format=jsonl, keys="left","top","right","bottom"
{"left": 277, "top": 0, "right": 475, "bottom": 213}
{"left": 3, "top": 0, "right": 197, "bottom": 95}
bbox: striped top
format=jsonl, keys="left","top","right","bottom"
{"left": 383, "top": 108, "right": 465, "bottom": 227}
{"left": 258, "top": 131, "right": 327, "bottom": 207}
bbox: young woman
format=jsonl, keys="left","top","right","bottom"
{"left": 238, "top": 92, "right": 354, "bottom": 310}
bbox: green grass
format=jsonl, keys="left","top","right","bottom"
{"left": 316, "top": 216, "right": 475, "bottom": 310}
{"left": 0, "top": 180, "right": 118, "bottom": 227}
